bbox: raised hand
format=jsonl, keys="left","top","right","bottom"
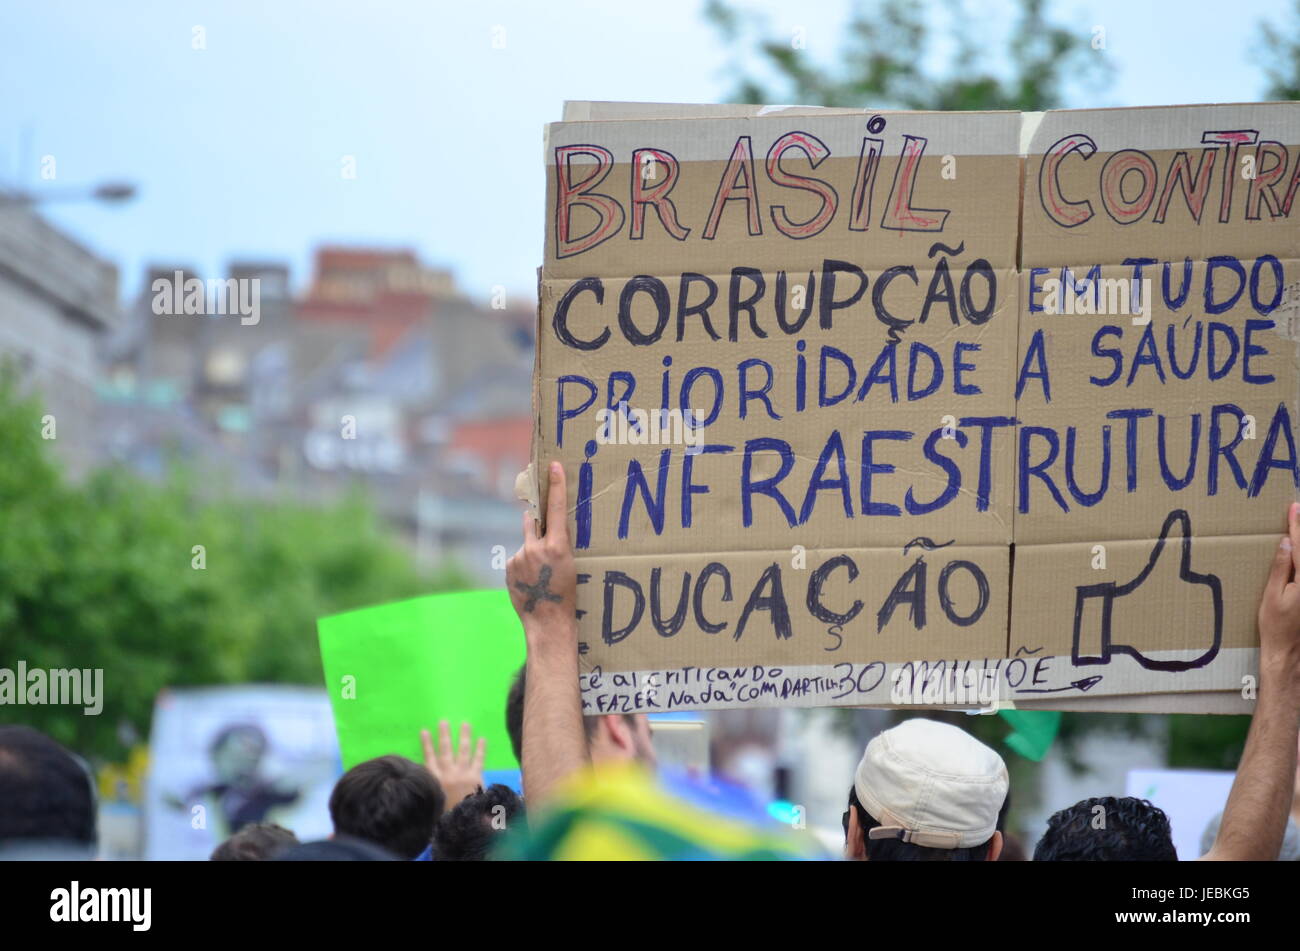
{"left": 421, "top": 720, "right": 486, "bottom": 807}
{"left": 507, "top": 461, "right": 577, "bottom": 637}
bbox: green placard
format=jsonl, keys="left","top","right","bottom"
{"left": 317, "top": 589, "right": 526, "bottom": 771}
{"left": 999, "top": 709, "right": 1062, "bottom": 762}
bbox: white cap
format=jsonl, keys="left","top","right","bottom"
{"left": 854, "top": 719, "right": 1009, "bottom": 850}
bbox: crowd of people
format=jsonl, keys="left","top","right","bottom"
{"left": 3, "top": 463, "right": 1300, "bottom": 861}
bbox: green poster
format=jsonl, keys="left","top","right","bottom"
{"left": 318, "top": 589, "right": 526, "bottom": 771}
{"left": 998, "top": 709, "right": 1062, "bottom": 762}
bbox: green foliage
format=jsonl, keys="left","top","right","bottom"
{"left": 1167, "top": 714, "right": 1251, "bottom": 771}
{"left": 1258, "top": 0, "right": 1300, "bottom": 101}
{"left": 998, "top": 710, "right": 1249, "bottom": 774}
{"left": 0, "top": 372, "right": 469, "bottom": 761}
{"left": 704, "top": 0, "right": 1112, "bottom": 111}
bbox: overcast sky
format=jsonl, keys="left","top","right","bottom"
{"left": 0, "top": 0, "right": 1286, "bottom": 306}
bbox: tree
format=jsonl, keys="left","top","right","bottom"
{"left": 0, "top": 371, "right": 469, "bottom": 760}
{"left": 704, "top": 0, "right": 1112, "bottom": 111}
{"left": 1258, "top": 0, "right": 1300, "bottom": 100}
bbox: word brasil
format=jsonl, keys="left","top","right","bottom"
{"left": 555, "top": 126, "right": 957, "bottom": 257}
{"left": 556, "top": 126, "right": 1300, "bottom": 258}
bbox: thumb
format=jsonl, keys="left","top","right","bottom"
{"left": 545, "top": 460, "right": 569, "bottom": 542}
{"left": 1266, "top": 536, "right": 1293, "bottom": 600}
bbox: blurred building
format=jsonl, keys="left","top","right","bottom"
{"left": 291, "top": 247, "right": 535, "bottom": 579}
{"left": 0, "top": 197, "right": 120, "bottom": 477}
{"left": 101, "top": 244, "right": 536, "bottom": 582}
{"left": 99, "top": 262, "right": 286, "bottom": 491}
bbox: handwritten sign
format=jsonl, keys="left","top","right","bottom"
{"left": 533, "top": 102, "right": 1300, "bottom": 714}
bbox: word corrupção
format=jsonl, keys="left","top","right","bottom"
{"left": 551, "top": 254, "right": 995, "bottom": 352}
{"left": 552, "top": 250, "right": 1287, "bottom": 354}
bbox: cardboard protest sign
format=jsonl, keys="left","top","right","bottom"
{"left": 531, "top": 101, "right": 1299, "bottom": 715}
{"left": 317, "top": 590, "right": 525, "bottom": 770}
{"left": 1011, "top": 103, "right": 1299, "bottom": 705}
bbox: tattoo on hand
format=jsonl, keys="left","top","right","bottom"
{"left": 515, "top": 564, "right": 564, "bottom": 613}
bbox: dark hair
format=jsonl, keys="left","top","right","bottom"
{"left": 844, "top": 784, "right": 1003, "bottom": 862}
{"left": 1033, "top": 796, "right": 1177, "bottom": 861}
{"left": 506, "top": 666, "right": 527, "bottom": 763}
{"left": 434, "top": 784, "right": 525, "bottom": 861}
{"left": 328, "top": 755, "right": 445, "bottom": 860}
{"left": 507, "top": 665, "right": 629, "bottom": 765}
{"left": 275, "top": 836, "right": 398, "bottom": 861}
{"left": 0, "top": 726, "right": 96, "bottom": 851}
{"left": 210, "top": 822, "right": 299, "bottom": 861}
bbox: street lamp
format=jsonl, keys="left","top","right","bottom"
{"left": 89, "top": 182, "right": 137, "bottom": 204}
{"left": 0, "top": 181, "right": 138, "bottom": 207}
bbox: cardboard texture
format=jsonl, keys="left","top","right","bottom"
{"left": 534, "top": 101, "right": 1300, "bottom": 716}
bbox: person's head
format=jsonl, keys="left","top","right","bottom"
{"left": 506, "top": 666, "right": 527, "bottom": 762}
{"left": 586, "top": 711, "right": 656, "bottom": 766}
{"left": 1034, "top": 796, "right": 1177, "bottom": 861}
{"left": 209, "top": 723, "right": 268, "bottom": 785}
{"left": 434, "top": 783, "right": 525, "bottom": 861}
{"left": 997, "top": 830, "right": 1027, "bottom": 861}
{"left": 506, "top": 666, "right": 656, "bottom": 768}
{"left": 0, "top": 726, "right": 96, "bottom": 858}
{"left": 210, "top": 822, "right": 299, "bottom": 861}
{"left": 843, "top": 718, "right": 1008, "bottom": 862}
{"left": 275, "top": 836, "right": 398, "bottom": 861}
{"left": 328, "top": 754, "right": 445, "bottom": 860}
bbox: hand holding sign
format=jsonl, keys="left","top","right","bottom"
{"left": 1258, "top": 503, "right": 1300, "bottom": 706}
{"left": 506, "top": 461, "right": 585, "bottom": 805}
{"left": 1072, "top": 509, "right": 1223, "bottom": 672}
{"left": 507, "top": 461, "right": 578, "bottom": 638}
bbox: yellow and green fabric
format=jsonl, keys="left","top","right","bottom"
{"left": 496, "top": 764, "right": 825, "bottom": 861}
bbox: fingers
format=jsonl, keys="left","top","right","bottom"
{"left": 458, "top": 721, "right": 472, "bottom": 762}
{"left": 1267, "top": 533, "right": 1293, "bottom": 598}
{"left": 545, "top": 460, "right": 569, "bottom": 543}
{"left": 472, "top": 737, "right": 486, "bottom": 773}
{"left": 437, "top": 720, "right": 453, "bottom": 762}
{"left": 420, "top": 728, "right": 435, "bottom": 768}
{"left": 1288, "top": 502, "right": 1300, "bottom": 579}
{"left": 522, "top": 508, "right": 537, "bottom": 543}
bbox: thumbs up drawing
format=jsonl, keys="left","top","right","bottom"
{"left": 1071, "top": 509, "right": 1223, "bottom": 672}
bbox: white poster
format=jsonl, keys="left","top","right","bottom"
{"left": 1124, "top": 768, "right": 1236, "bottom": 861}
{"left": 143, "top": 685, "right": 341, "bottom": 860}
